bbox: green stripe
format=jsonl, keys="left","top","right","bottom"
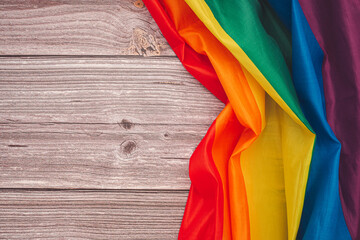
{"left": 204, "top": 0, "right": 312, "bottom": 130}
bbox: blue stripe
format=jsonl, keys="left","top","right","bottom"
{"left": 266, "top": 0, "right": 351, "bottom": 239}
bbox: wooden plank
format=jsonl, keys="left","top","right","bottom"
{"left": 0, "top": 189, "right": 187, "bottom": 239}
{"left": 0, "top": 122, "right": 208, "bottom": 189}
{"left": 0, "top": 57, "right": 223, "bottom": 124}
{"left": 0, "top": 56, "right": 223, "bottom": 189}
{"left": 0, "top": 0, "right": 174, "bottom": 56}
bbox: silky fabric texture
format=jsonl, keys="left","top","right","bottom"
{"left": 148, "top": 0, "right": 311, "bottom": 238}
{"left": 144, "top": 0, "right": 265, "bottom": 239}
{"left": 184, "top": 0, "right": 311, "bottom": 129}
{"left": 156, "top": 0, "right": 316, "bottom": 239}
{"left": 143, "top": 0, "right": 358, "bottom": 239}
{"left": 155, "top": 1, "right": 266, "bottom": 239}
{"left": 201, "top": 0, "right": 307, "bottom": 126}
{"left": 297, "top": 1, "right": 360, "bottom": 239}
{"left": 185, "top": 0, "right": 315, "bottom": 239}
{"left": 266, "top": 0, "right": 351, "bottom": 239}
{"left": 180, "top": 119, "right": 223, "bottom": 239}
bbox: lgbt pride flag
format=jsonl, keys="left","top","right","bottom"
{"left": 143, "top": 0, "right": 360, "bottom": 239}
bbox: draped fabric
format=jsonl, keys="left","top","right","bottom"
{"left": 143, "top": 0, "right": 358, "bottom": 239}
{"left": 296, "top": 1, "right": 360, "bottom": 239}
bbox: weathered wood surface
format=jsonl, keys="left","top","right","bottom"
{"left": 0, "top": 0, "right": 174, "bottom": 56}
{"left": 0, "top": 189, "right": 188, "bottom": 239}
{"left": 0, "top": 1, "right": 222, "bottom": 238}
{"left": 1, "top": 122, "right": 210, "bottom": 189}
{"left": 0, "top": 57, "right": 222, "bottom": 124}
{"left": 0, "top": 57, "right": 223, "bottom": 189}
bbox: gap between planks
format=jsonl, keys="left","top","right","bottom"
{"left": 0, "top": 189, "right": 188, "bottom": 239}
{"left": 0, "top": 56, "right": 224, "bottom": 190}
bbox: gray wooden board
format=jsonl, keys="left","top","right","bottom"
{"left": 0, "top": 189, "right": 188, "bottom": 239}
{"left": 1, "top": 122, "right": 209, "bottom": 189}
{"left": 0, "top": 57, "right": 222, "bottom": 125}
{"left": 0, "top": 0, "right": 174, "bottom": 56}
{"left": 0, "top": 57, "right": 224, "bottom": 189}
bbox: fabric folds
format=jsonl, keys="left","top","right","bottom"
{"left": 143, "top": 0, "right": 357, "bottom": 239}
{"left": 184, "top": 0, "right": 315, "bottom": 239}
{"left": 297, "top": 1, "right": 360, "bottom": 239}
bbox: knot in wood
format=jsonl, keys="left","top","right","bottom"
{"left": 120, "top": 140, "right": 137, "bottom": 156}
{"left": 129, "top": 28, "right": 160, "bottom": 56}
{"left": 119, "top": 119, "right": 134, "bottom": 130}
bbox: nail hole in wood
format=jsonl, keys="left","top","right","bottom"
{"left": 134, "top": 0, "right": 144, "bottom": 8}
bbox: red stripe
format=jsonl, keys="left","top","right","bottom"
{"left": 178, "top": 120, "right": 223, "bottom": 240}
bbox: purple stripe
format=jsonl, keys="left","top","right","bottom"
{"left": 298, "top": 0, "right": 360, "bottom": 238}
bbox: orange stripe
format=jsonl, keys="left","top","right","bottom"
{"left": 213, "top": 103, "right": 252, "bottom": 240}
{"left": 160, "top": 1, "right": 264, "bottom": 239}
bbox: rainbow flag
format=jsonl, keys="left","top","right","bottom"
{"left": 143, "top": 0, "right": 360, "bottom": 239}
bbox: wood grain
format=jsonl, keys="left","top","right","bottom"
{"left": 0, "top": 122, "right": 208, "bottom": 189}
{"left": 0, "top": 189, "right": 187, "bottom": 239}
{"left": 0, "top": 0, "right": 174, "bottom": 56}
{"left": 0, "top": 56, "right": 223, "bottom": 189}
{"left": 0, "top": 57, "right": 222, "bottom": 124}
{"left": 0, "top": 3, "right": 219, "bottom": 237}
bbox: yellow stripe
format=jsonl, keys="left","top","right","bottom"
{"left": 240, "top": 94, "right": 314, "bottom": 240}
{"left": 242, "top": 66, "right": 266, "bottom": 131}
{"left": 184, "top": 0, "right": 315, "bottom": 239}
{"left": 185, "top": 0, "right": 308, "bottom": 130}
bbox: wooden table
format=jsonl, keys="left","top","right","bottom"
{"left": 0, "top": 1, "right": 223, "bottom": 239}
